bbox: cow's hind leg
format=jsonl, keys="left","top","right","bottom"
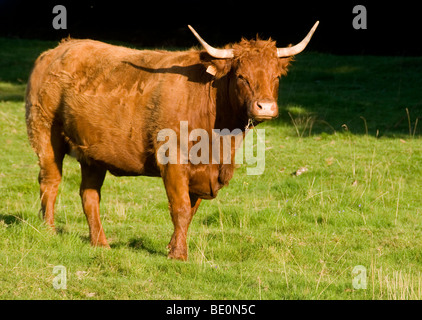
{"left": 79, "top": 161, "right": 109, "bottom": 247}
{"left": 37, "top": 124, "right": 66, "bottom": 231}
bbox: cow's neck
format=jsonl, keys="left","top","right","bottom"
{"left": 213, "top": 75, "right": 249, "bottom": 132}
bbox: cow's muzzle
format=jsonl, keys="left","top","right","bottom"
{"left": 249, "top": 100, "right": 278, "bottom": 121}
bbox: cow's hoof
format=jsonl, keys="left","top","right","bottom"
{"left": 91, "top": 241, "right": 111, "bottom": 249}
{"left": 167, "top": 247, "right": 188, "bottom": 261}
{"left": 44, "top": 224, "right": 57, "bottom": 234}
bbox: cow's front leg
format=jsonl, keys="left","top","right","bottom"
{"left": 167, "top": 193, "right": 202, "bottom": 260}
{"left": 163, "top": 166, "right": 202, "bottom": 261}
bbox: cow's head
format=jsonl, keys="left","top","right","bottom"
{"left": 189, "top": 22, "right": 319, "bottom": 122}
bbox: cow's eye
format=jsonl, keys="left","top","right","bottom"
{"left": 238, "top": 75, "right": 250, "bottom": 87}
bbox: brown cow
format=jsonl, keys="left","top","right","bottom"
{"left": 25, "top": 22, "right": 318, "bottom": 260}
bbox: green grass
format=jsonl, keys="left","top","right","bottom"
{"left": 0, "top": 37, "right": 422, "bottom": 299}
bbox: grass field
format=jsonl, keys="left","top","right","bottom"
{"left": 0, "top": 37, "right": 421, "bottom": 300}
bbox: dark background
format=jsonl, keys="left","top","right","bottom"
{"left": 0, "top": 0, "right": 420, "bottom": 55}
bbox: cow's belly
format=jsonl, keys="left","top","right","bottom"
{"left": 63, "top": 125, "right": 159, "bottom": 176}
{"left": 67, "top": 142, "right": 160, "bottom": 177}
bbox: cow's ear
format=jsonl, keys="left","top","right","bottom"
{"left": 200, "top": 52, "right": 232, "bottom": 79}
{"left": 278, "top": 56, "right": 293, "bottom": 76}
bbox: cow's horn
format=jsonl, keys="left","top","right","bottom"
{"left": 277, "top": 21, "right": 319, "bottom": 57}
{"left": 188, "top": 25, "right": 234, "bottom": 59}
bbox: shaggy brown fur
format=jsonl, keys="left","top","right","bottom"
{"left": 26, "top": 36, "right": 294, "bottom": 260}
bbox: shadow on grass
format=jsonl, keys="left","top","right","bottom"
{"left": 54, "top": 226, "right": 167, "bottom": 257}
{"left": 0, "top": 213, "right": 21, "bottom": 225}
{"left": 110, "top": 236, "right": 168, "bottom": 257}
{"left": 0, "top": 82, "right": 26, "bottom": 102}
{"left": 272, "top": 54, "right": 422, "bottom": 137}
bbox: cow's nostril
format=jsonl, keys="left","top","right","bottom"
{"left": 251, "top": 100, "right": 278, "bottom": 120}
